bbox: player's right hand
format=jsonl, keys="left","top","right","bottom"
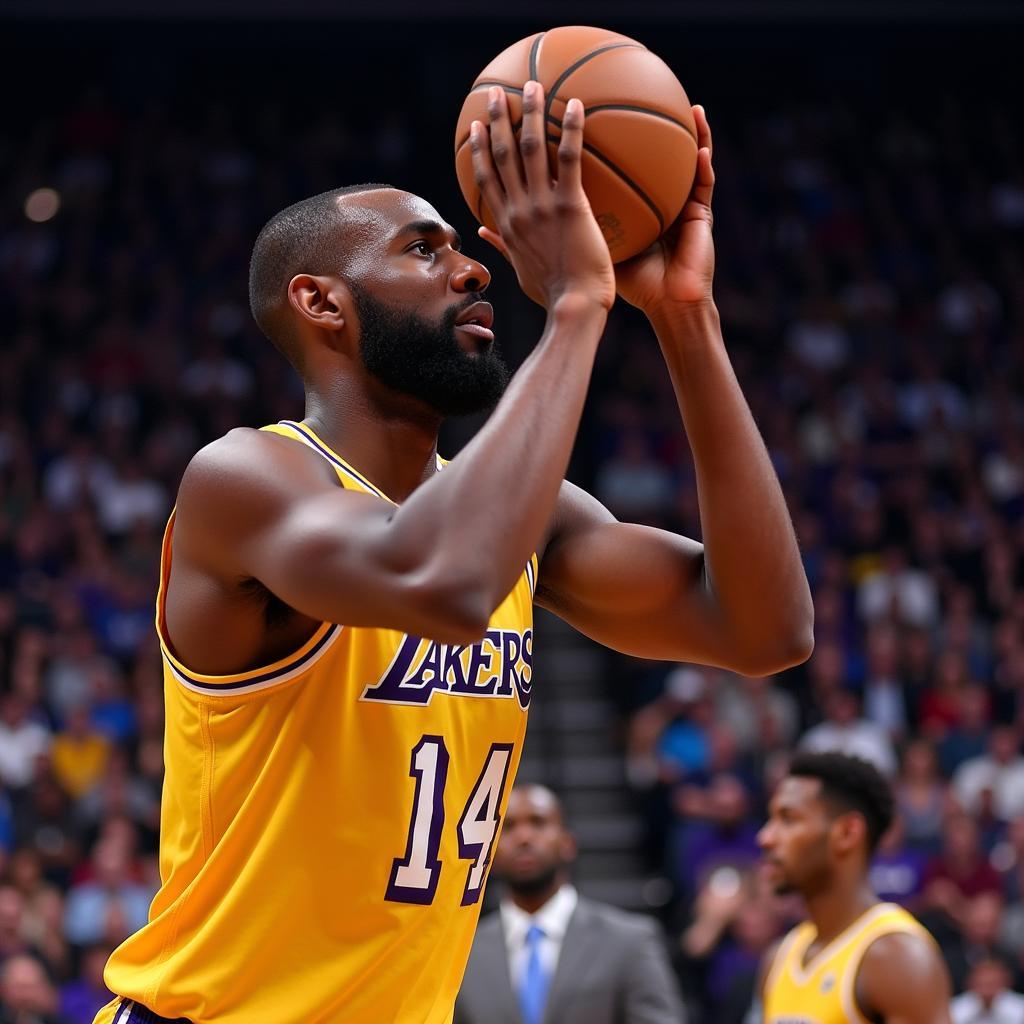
{"left": 471, "top": 82, "right": 615, "bottom": 312}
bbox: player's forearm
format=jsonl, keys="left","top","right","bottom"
{"left": 389, "top": 295, "right": 607, "bottom": 630}
{"left": 650, "top": 300, "right": 813, "bottom": 673}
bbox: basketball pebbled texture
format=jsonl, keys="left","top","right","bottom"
{"left": 455, "top": 26, "right": 698, "bottom": 263}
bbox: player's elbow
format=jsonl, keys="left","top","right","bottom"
{"left": 411, "top": 573, "right": 492, "bottom": 645}
{"left": 732, "top": 629, "right": 814, "bottom": 677}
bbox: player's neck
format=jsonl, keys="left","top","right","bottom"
{"left": 805, "top": 881, "right": 879, "bottom": 947}
{"left": 304, "top": 387, "right": 441, "bottom": 503}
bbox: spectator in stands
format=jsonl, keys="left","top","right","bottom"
{"left": 922, "top": 814, "right": 1003, "bottom": 937}
{"left": 942, "top": 686, "right": 995, "bottom": 780}
{"left": 870, "top": 814, "right": 929, "bottom": 908}
{"left": 671, "top": 775, "right": 760, "bottom": 899}
{"left": 0, "top": 886, "right": 36, "bottom": 964}
{"left": 0, "top": 953, "right": 64, "bottom": 1024}
{"left": 951, "top": 955, "right": 1024, "bottom": 1024}
{"left": 799, "top": 689, "right": 898, "bottom": 775}
{"left": 6, "top": 849, "right": 68, "bottom": 981}
{"left": 0, "top": 694, "right": 50, "bottom": 793}
{"left": 897, "top": 740, "right": 948, "bottom": 854}
{"left": 50, "top": 706, "right": 110, "bottom": 801}
{"left": 58, "top": 944, "right": 113, "bottom": 1024}
{"left": 943, "top": 892, "right": 1020, "bottom": 995}
{"left": 680, "top": 868, "right": 786, "bottom": 1024}
{"left": 456, "top": 786, "right": 684, "bottom": 1024}
{"left": 62, "top": 836, "right": 154, "bottom": 949}
{"left": 859, "top": 621, "right": 910, "bottom": 739}
{"left": 954, "top": 728, "right": 1024, "bottom": 823}
{"left": 858, "top": 546, "right": 939, "bottom": 630}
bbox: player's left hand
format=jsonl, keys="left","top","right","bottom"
{"left": 614, "top": 104, "right": 715, "bottom": 313}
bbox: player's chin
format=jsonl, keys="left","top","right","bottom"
{"left": 453, "top": 327, "right": 495, "bottom": 359}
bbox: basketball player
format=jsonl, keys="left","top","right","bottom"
{"left": 93, "top": 82, "right": 812, "bottom": 1023}
{"left": 756, "top": 752, "right": 951, "bottom": 1024}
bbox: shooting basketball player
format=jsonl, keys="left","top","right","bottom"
{"left": 756, "top": 752, "right": 952, "bottom": 1024}
{"left": 93, "top": 83, "right": 812, "bottom": 1024}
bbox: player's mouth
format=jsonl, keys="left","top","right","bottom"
{"left": 454, "top": 301, "right": 495, "bottom": 353}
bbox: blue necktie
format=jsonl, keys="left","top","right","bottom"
{"left": 518, "top": 924, "right": 550, "bottom": 1024}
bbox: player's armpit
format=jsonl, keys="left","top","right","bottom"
{"left": 172, "top": 428, "right": 490, "bottom": 644}
{"left": 536, "top": 480, "right": 808, "bottom": 674}
{"left": 855, "top": 932, "right": 952, "bottom": 1024}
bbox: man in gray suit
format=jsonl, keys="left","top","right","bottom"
{"left": 455, "top": 785, "right": 685, "bottom": 1024}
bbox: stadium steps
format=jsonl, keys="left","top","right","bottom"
{"left": 518, "top": 608, "right": 662, "bottom": 913}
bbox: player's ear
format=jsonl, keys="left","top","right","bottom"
{"left": 288, "top": 273, "right": 352, "bottom": 335}
{"left": 832, "top": 812, "right": 866, "bottom": 855}
{"left": 559, "top": 830, "right": 578, "bottom": 864}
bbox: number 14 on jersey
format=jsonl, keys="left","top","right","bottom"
{"left": 386, "top": 736, "right": 514, "bottom": 907}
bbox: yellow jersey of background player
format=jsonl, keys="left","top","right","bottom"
{"left": 93, "top": 85, "right": 812, "bottom": 1023}
{"left": 758, "top": 752, "right": 951, "bottom": 1024}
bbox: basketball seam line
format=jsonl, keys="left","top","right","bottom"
{"left": 543, "top": 43, "right": 645, "bottom": 124}
{"left": 575, "top": 138, "right": 665, "bottom": 232}
{"left": 529, "top": 32, "right": 544, "bottom": 83}
{"left": 584, "top": 104, "right": 698, "bottom": 143}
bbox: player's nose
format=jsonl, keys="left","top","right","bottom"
{"left": 451, "top": 254, "right": 491, "bottom": 294}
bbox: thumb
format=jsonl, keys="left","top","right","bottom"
{"left": 478, "top": 226, "right": 512, "bottom": 263}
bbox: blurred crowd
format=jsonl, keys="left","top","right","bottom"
{"left": 0, "top": 35, "right": 1023, "bottom": 1024}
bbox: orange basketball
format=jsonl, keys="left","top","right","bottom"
{"left": 454, "top": 26, "right": 698, "bottom": 264}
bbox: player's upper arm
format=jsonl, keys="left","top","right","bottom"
{"left": 536, "top": 480, "right": 764, "bottom": 668}
{"left": 173, "top": 428, "right": 486, "bottom": 642}
{"left": 856, "top": 932, "right": 952, "bottom": 1024}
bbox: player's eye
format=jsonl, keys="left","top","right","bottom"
{"left": 410, "top": 241, "right": 433, "bottom": 258}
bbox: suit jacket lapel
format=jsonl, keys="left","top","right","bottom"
{"left": 485, "top": 916, "right": 522, "bottom": 1022}
{"left": 543, "top": 899, "right": 599, "bottom": 1022}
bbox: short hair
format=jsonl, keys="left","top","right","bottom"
{"left": 788, "top": 750, "right": 895, "bottom": 853}
{"left": 248, "top": 183, "right": 393, "bottom": 372}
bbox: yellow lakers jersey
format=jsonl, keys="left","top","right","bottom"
{"left": 764, "top": 902, "right": 932, "bottom": 1024}
{"left": 99, "top": 420, "right": 537, "bottom": 1024}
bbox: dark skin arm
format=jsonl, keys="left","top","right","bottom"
{"left": 523, "top": 107, "right": 813, "bottom": 675}
{"left": 856, "top": 932, "right": 952, "bottom": 1024}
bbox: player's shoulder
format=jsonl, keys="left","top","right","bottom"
{"left": 860, "top": 925, "right": 943, "bottom": 977}
{"left": 857, "top": 923, "right": 950, "bottom": 1016}
{"left": 179, "top": 426, "right": 336, "bottom": 503}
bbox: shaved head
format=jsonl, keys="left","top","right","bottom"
{"left": 248, "top": 183, "right": 394, "bottom": 371}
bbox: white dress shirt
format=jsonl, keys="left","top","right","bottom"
{"left": 500, "top": 884, "right": 579, "bottom": 990}
{"left": 951, "top": 990, "right": 1024, "bottom": 1024}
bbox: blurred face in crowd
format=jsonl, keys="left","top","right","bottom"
{"left": 758, "top": 776, "right": 866, "bottom": 897}
{"left": 902, "top": 740, "right": 938, "bottom": 783}
{"left": 494, "top": 786, "right": 577, "bottom": 897}
{"left": 969, "top": 959, "right": 1011, "bottom": 1004}
{"left": 944, "top": 814, "right": 980, "bottom": 863}
{"left": 329, "top": 190, "right": 509, "bottom": 417}
{"left": 963, "top": 892, "right": 1003, "bottom": 946}
{"left": 0, "top": 954, "right": 56, "bottom": 1012}
{"left": 708, "top": 774, "right": 749, "bottom": 828}
{"left": 990, "top": 726, "right": 1020, "bottom": 765}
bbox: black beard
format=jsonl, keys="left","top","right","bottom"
{"left": 503, "top": 864, "right": 562, "bottom": 898}
{"left": 354, "top": 287, "right": 510, "bottom": 417}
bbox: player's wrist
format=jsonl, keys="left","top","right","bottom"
{"left": 647, "top": 297, "right": 720, "bottom": 340}
{"left": 547, "top": 290, "right": 612, "bottom": 322}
